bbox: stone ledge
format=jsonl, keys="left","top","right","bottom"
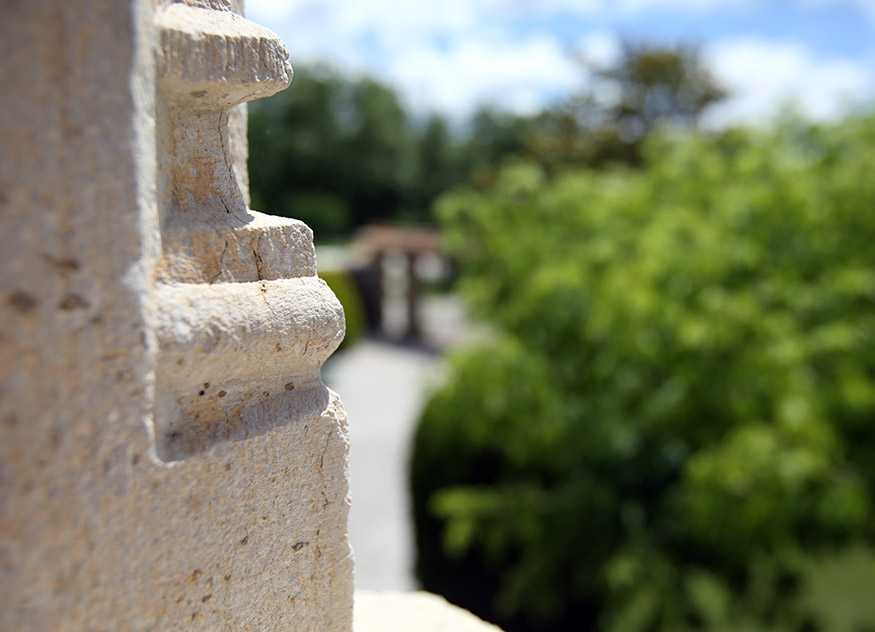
{"left": 354, "top": 591, "right": 504, "bottom": 632}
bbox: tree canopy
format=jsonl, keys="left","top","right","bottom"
{"left": 247, "top": 44, "right": 726, "bottom": 239}
{"left": 248, "top": 67, "right": 422, "bottom": 236}
{"left": 527, "top": 42, "right": 726, "bottom": 169}
{"left": 411, "top": 113, "right": 875, "bottom": 632}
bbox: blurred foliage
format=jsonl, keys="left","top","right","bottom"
{"left": 527, "top": 42, "right": 725, "bottom": 170}
{"left": 247, "top": 45, "right": 725, "bottom": 239}
{"left": 411, "top": 113, "right": 875, "bottom": 631}
{"left": 248, "top": 66, "right": 464, "bottom": 238}
{"left": 319, "top": 270, "right": 365, "bottom": 350}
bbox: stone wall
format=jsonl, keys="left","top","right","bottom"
{"left": 0, "top": 1, "right": 352, "bottom": 629}
{"left": 0, "top": 2, "right": 511, "bottom": 630}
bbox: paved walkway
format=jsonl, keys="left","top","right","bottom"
{"left": 324, "top": 341, "right": 438, "bottom": 590}
{"left": 322, "top": 295, "right": 479, "bottom": 590}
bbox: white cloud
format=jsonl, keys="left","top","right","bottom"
{"left": 616, "top": 0, "right": 747, "bottom": 13}
{"left": 245, "top": 1, "right": 875, "bottom": 126}
{"left": 245, "top": 0, "right": 750, "bottom": 38}
{"left": 388, "top": 33, "right": 584, "bottom": 119}
{"left": 702, "top": 37, "right": 874, "bottom": 128}
{"left": 247, "top": 0, "right": 479, "bottom": 39}
{"left": 246, "top": 0, "right": 589, "bottom": 119}
{"left": 576, "top": 30, "right": 623, "bottom": 68}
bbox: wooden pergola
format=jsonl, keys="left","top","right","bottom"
{"left": 353, "top": 225, "right": 441, "bottom": 340}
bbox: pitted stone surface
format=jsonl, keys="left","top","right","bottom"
{"left": 157, "top": 211, "right": 318, "bottom": 283}
{"left": 0, "top": 1, "right": 353, "bottom": 629}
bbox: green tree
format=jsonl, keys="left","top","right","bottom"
{"left": 247, "top": 46, "right": 723, "bottom": 240}
{"left": 601, "top": 42, "right": 726, "bottom": 141}
{"left": 409, "top": 115, "right": 467, "bottom": 217}
{"left": 411, "top": 113, "right": 875, "bottom": 632}
{"left": 248, "top": 66, "right": 419, "bottom": 237}
{"left": 462, "top": 109, "right": 538, "bottom": 188}
{"left": 249, "top": 65, "right": 501, "bottom": 237}
{"left": 528, "top": 43, "right": 726, "bottom": 169}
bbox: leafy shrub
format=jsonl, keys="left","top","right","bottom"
{"left": 319, "top": 270, "right": 365, "bottom": 350}
{"left": 411, "top": 114, "right": 875, "bottom": 632}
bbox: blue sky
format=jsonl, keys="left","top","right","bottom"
{"left": 247, "top": 0, "right": 875, "bottom": 127}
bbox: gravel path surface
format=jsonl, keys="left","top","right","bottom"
{"left": 323, "top": 340, "right": 440, "bottom": 590}
{"left": 322, "top": 294, "right": 480, "bottom": 590}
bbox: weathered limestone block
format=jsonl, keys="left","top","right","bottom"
{"left": 0, "top": 1, "right": 352, "bottom": 629}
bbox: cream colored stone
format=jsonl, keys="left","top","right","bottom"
{"left": 0, "top": 1, "right": 507, "bottom": 630}
{"left": 226, "top": 0, "right": 251, "bottom": 206}
{"left": 229, "top": 103, "right": 250, "bottom": 205}
{"left": 157, "top": 210, "right": 318, "bottom": 283}
{"left": 354, "top": 591, "right": 505, "bottom": 632}
{"left": 0, "top": 1, "right": 352, "bottom": 629}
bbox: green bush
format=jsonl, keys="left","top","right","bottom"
{"left": 319, "top": 270, "right": 365, "bottom": 351}
{"left": 411, "top": 114, "right": 875, "bottom": 632}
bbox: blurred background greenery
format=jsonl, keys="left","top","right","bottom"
{"left": 249, "top": 42, "right": 875, "bottom": 632}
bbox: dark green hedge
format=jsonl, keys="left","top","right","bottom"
{"left": 319, "top": 270, "right": 365, "bottom": 351}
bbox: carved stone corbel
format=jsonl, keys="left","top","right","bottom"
{"left": 152, "top": 1, "right": 344, "bottom": 462}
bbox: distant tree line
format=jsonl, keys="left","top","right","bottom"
{"left": 247, "top": 43, "right": 725, "bottom": 239}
